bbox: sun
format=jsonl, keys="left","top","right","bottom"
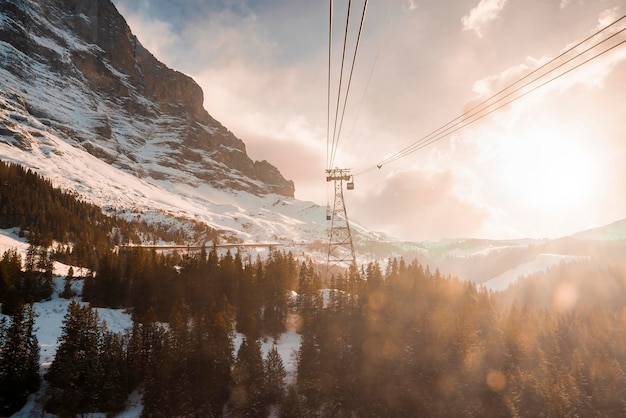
{"left": 496, "top": 124, "right": 596, "bottom": 211}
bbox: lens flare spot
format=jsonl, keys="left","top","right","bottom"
{"left": 486, "top": 369, "right": 506, "bottom": 391}
{"left": 552, "top": 282, "right": 578, "bottom": 313}
{"left": 286, "top": 313, "right": 302, "bottom": 332}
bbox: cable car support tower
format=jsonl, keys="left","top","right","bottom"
{"left": 324, "top": 0, "right": 367, "bottom": 274}
{"left": 326, "top": 168, "right": 356, "bottom": 270}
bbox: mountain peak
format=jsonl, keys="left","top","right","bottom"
{"left": 0, "top": 0, "right": 295, "bottom": 197}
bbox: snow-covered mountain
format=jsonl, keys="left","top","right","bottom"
{"left": 0, "top": 0, "right": 293, "bottom": 196}
{"left": 0, "top": 0, "right": 395, "bottom": 255}
{"left": 569, "top": 219, "right": 626, "bottom": 241}
{"left": 2, "top": 0, "right": 626, "bottom": 281}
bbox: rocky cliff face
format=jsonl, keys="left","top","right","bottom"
{"left": 0, "top": 0, "right": 295, "bottom": 197}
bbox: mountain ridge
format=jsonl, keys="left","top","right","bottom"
{"left": 3, "top": 0, "right": 626, "bottom": 269}
{"left": 0, "top": 0, "right": 294, "bottom": 197}
{"left": 568, "top": 218, "right": 626, "bottom": 241}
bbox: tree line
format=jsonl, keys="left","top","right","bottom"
{"left": 0, "top": 302, "right": 39, "bottom": 416}
{"left": 0, "top": 160, "right": 218, "bottom": 268}
{"left": 291, "top": 259, "right": 626, "bottom": 416}
{"left": 5, "top": 245, "right": 626, "bottom": 416}
{"left": 4, "top": 159, "right": 626, "bottom": 415}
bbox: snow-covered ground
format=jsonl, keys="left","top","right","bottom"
{"left": 0, "top": 229, "right": 135, "bottom": 416}
{"left": 233, "top": 324, "right": 302, "bottom": 386}
{"left": 570, "top": 218, "right": 626, "bottom": 241}
{"left": 0, "top": 48, "right": 381, "bottom": 252}
{"left": 0, "top": 228, "right": 29, "bottom": 258}
{"left": 1, "top": 228, "right": 301, "bottom": 417}
{"left": 481, "top": 253, "right": 581, "bottom": 292}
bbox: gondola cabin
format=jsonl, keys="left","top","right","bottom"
{"left": 347, "top": 176, "right": 354, "bottom": 190}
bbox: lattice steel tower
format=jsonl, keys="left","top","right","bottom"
{"left": 326, "top": 168, "right": 356, "bottom": 269}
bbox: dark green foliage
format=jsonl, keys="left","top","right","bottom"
{"left": 289, "top": 259, "right": 626, "bottom": 417}
{"left": 0, "top": 247, "right": 53, "bottom": 314}
{"left": 0, "top": 160, "right": 217, "bottom": 270}
{"left": 261, "top": 250, "right": 297, "bottom": 337}
{"left": 80, "top": 247, "right": 305, "bottom": 416}
{"left": 279, "top": 385, "right": 307, "bottom": 418}
{"left": 264, "top": 345, "right": 287, "bottom": 406}
{"left": 44, "top": 301, "right": 131, "bottom": 416}
{"left": 0, "top": 160, "right": 134, "bottom": 252}
{"left": 231, "top": 337, "right": 266, "bottom": 417}
{"left": 10, "top": 157, "right": 626, "bottom": 416}
{"left": 59, "top": 266, "right": 75, "bottom": 299}
{"left": 0, "top": 303, "right": 40, "bottom": 416}
{"left": 0, "top": 248, "right": 22, "bottom": 314}
{"left": 234, "top": 257, "right": 263, "bottom": 339}
{"left": 135, "top": 303, "right": 235, "bottom": 417}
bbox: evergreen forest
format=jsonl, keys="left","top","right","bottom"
{"left": 2, "top": 160, "right": 626, "bottom": 416}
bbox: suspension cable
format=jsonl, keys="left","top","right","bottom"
{"left": 328, "top": 0, "right": 353, "bottom": 169}
{"left": 329, "top": 0, "right": 369, "bottom": 168}
{"left": 326, "top": 0, "right": 333, "bottom": 171}
{"left": 347, "top": 0, "right": 396, "bottom": 141}
{"left": 366, "top": 13, "right": 626, "bottom": 171}
{"left": 375, "top": 35, "right": 626, "bottom": 168}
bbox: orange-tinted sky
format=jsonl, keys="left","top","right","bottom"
{"left": 113, "top": 0, "right": 626, "bottom": 241}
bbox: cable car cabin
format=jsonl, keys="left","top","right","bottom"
{"left": 326, "top": 206, "right": 331, "bottom": 221}
{"left": 347, "top": 179, "right": 354, "bottom": 190}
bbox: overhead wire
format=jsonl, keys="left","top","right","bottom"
{"left": 326, "top": 0, "right": 333, "bottom": 172}
{"left": 329, "top": 0, "right": 369, "bottom": 168}
{"left": 372, "top": 36, "right": 626, "bottom": 171}
{"left": 346, "top": 0, "right": 396, "bottom": 141}
{"left": 377, "top": 22, "right": 626, "bottom": 168}
{"left": 374, "top": 15, "right": 626, "bottom": 168}
{"left": 328, "top": 0, "right": 353, "bottom": 169}
{"left": 402, "top": 36, "right": 626, "bottom": 157}
{"left": 363, "top": 13, "right": 626, "bottom": 173}
{"left": 326, "top": 0, "right": 333, "bottom": 211}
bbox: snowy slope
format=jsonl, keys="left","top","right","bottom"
{"left": 570, "top": 219, "right": 626, "bottom": 241}
{"left": 1, "top": 228, "right": 302, "bottom": 418}
{"left": 0, "top": 0, "right": 364, "bottom": 256}
{"left": 0, "top": 66, "right": 383, "bottom": 258}
{"left": 0, "top": 229, "right": 137, "bottom": 417}
{"left": 0, "top": 0, "right": 294, "bottom": 196}
{"left": 481, "top": 253, "right": 580, "bottom": 292}
{"left": 0, "top": 230, "right": 133, "bottom": 366}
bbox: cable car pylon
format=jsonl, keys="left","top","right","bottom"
{"left": 325, "top": 168, "right": 356, "bottom": 273}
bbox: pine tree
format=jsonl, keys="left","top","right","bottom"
{"left": 264, "top": 345, "right": 287, "bottom": 405}
{"left": 200, "top": 302, "right": 235, "bottom": 415}
{"left": 44, "top": 301, "right": 130, "bottom": 415}
{"left": 135, "top": 314, "right": 169, "bottom": 417}
{"left": 45, "top": 301, "right": 100, "bottom": 414}
{"left": 98, "top": 331, "right": 131, "bottom": 413}
{"left": 231, "top": 337, "right": 266, "bottom": 417}
{"left": 0, "top": 302, "right": 40, "bottom": 416}
{"left": 296, "top": 331, "right": 321, "bottom": 409}
{"left": 24, "top": 245, "right": 37, "bottom": 274}
{"left": 236, "top": 259, "right": 262, "bottom": 339}
{"left": 279, "top": 385, "right": 307, "bottom": 418}
{"left": 60, "top": 265, "right": 75, "bottom": 299}
{"left": 0, "top": 248, "right": 21, "bottom": 304}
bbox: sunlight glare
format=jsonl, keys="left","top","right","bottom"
{"left": 552, "top": 281, "right": 579, "bottom": 313}
{"left": 497, "top": 125, "right": 596, "bottom": 211}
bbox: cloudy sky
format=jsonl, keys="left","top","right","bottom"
{"left": 111, "top": 0, "right": 626, "bottom": 241}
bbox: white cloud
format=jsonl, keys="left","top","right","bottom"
{"left": 462, "top": 0, "right": 508, "bottom": 38}
{"left": 350, "top": 168, "right": 491, "bottom": 241}
{"left": 111, "top": 0, "right": 626, "bottom": 240}
{"left": 598, "top": 7, "right": 621, "bottom": 28}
